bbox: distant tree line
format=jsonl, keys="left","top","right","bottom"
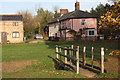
{"left": 18, "top": 6, "right": 60, "bottom": 39}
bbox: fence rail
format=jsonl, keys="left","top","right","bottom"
{"left": 55, "top": 45, "right": 105, "bottom": 74}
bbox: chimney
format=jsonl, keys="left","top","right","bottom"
{"left": 85, "top": 10, "right": 88, "bottom": 13}
{"left": 75, "top": 0, "right": 80, "bottom": 10}
{"left": 60, "top": 9, "right": 69, "bottom": 16}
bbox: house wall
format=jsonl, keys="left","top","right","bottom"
{"left": 0, "top": 21, "right": 24, "bottom": 43}
{"left": 49, "top": 23, "right": 60, "bottom": 37}
{"left": 60, "top": 18, "right": 97, "bottom": 38}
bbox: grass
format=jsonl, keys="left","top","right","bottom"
{"left": 2, "top": 43, "right": 87, "bottom": 78}
{"left": 2, "top": 43, "right": 54, "bottom": 62}
{"left": 94, "top": 73, "right": 119, "bottom": 78}
{"left": 2, "top": 40, "right": 119, "bottom": 78}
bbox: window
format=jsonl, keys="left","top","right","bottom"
{"left": 54, "top": 24, "right": 56, "bottom": 28}
{"left": 89, "top": 31, "right": 94, "bottom": 35}
{"left": 67, "top": 20, "right": 70, "bottom": 28}
{"left": 81, "top": 19, "right": 86, "bottom": 25}
{"left": 86, "top": 29, "right": 95, "bottom": 36}
{"left": 13, "top": 22, "right": 18, "bottom": 26}
{"left": 62, "top": 22, "right": 64, "bottom": 27}
{"left": 12, "top": 32, "right": 19, "bottom": 38}
{"left": 63, "top": 31, "right": 66, "bottom": 35}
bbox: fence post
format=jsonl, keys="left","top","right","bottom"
{"left": 59, "top": 47, "right": 62, "bottom": 60}
{"left": 76, "top": 46, "right": 79, "bottom": 74}
{"left": 69, "top": 47, "right": 72, "bottom": 64}
{"left": 64, "top": 47, "right": 67, "bottom": 64}
{"left": 83, "top": 46, "right": 86, "bottom": 67}
{"left": 71, "top": 45, "right": 74, "bottom": 64}
{"left": 92, "top": 47, "right": 94, "bottom": 68}
{"left": 101, "top": 47, "right": 104, "bottom": 73}
{"left": 56, "top": 45, "right": 59, "bottom": 59}
{"left": 71, "top": 45, "right": 74, "bottom": 57}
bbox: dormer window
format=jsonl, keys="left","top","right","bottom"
{"left": 81, "top": 19, "right": 86, "bottom": 25}
{"left": 13, "top": 22, "right": 18, "bottom": 26}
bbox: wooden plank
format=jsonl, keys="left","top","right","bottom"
{"left": 58, "top": 46, "right": 77, "bottom": 51}
{"left": 76, "top": 46, "right": 79, "bottom": 74}
{"left": 91, "top": 47, "right": 94, "bottom": 68}
{"left": 64, "top": 47, "right": 67, "bottom": 64}
{"left": 56, "top": 45, "right": 59, "bottom": 59}
{"left": 71, "top": 45, "right": 74, "bottom": 64}
{"left": 59, "top": 47, "right": 62, "bottom": 60}
{"left": 83, "top": 46, "right": 86, "bottom": 67}
{"left": 56, "top": 52, "right": 76, "bottom": 61}
{"left": 101, "top": 47, "right": 104, "bottom": 73}
{"left": 69, "top": 47, "right": 72, "bottom": 64}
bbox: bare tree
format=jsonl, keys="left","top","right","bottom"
{"left": 53, "top": 6, "right": 61, "bottom": 18}
{"left": 53, "top": 6, "right": 59, "bottom": 12}
{"left": 18, "top": 10, "right": 38, "bottom": 37}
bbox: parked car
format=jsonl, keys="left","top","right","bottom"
{"left": 34, "top": 34, "right": 43, "bottom": 39}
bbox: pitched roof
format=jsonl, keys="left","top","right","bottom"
{"left": 0, "top": 15, "right": 23, "bottom": 21}
{"left": 48, "top": 10, "right": 98, "bottom": 24}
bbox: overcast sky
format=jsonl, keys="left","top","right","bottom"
{"left": 0, "top": 0, "right": 111, "bottom": 15}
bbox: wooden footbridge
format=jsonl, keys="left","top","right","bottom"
{"left": 55, "top": 45, "right": 105, "bottom": 77}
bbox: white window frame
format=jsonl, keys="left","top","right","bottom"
{"left": 81, "top": 19, "right": 86, "bottom": 25}
{"left": 86, "top": 29, "right": 95, "bottom": 36}
{"left": 12, "top": 32, "right": 19, "bottom": 38}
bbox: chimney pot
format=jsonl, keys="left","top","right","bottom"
{"left": 75, "top": 1, "right": 80, "bottom": 10}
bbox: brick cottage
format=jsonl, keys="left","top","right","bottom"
{"left": 0, "top": 14, "right": 24, "bottom": 43}
{"left": 48, "top": 1, "right": 98, "bottom": 41}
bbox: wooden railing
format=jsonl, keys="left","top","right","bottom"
{"left": 55, "top": 45, "right": 105, "bottom": 74}
{"left": 56, "top": 45, "right": 80, "bottom": 74}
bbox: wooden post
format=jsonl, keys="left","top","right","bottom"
{"left": 69, "top": 47, "right": 72, "bottom": 64}
{"left": 83, "top": 46, "right": 86, "bottom": 67}
{"left": 71, "top": 45, "right": 74, "bottom": 64}
{"left": 56, "top": 45, "right": 59, "bottom": 59}
{"left": 76, "top": 46, "right": 79, "bottom": 74}
{"left": 71, "top": 45, "right": 74, "bottom": 57}
{"left": 91, "top": 47, "right": 94, "bottom": 68}
{"left": 64, "top": 47, "right": 67, "bottom": 64}
{"left": 59, "top": 47, "right": 62, "bottom": 60}
{"left": 101, "top": 47, "right": 104, "bottom": 73}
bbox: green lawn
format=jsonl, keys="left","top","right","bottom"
{"left": 2, "top": 40, "right": 119, "bottom": 78}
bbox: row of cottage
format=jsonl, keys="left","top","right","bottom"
{"left": 48, "top": 1, "right": 97, "bottom": 41}
{"left": 0, "top": 1, "right": 98, "bottom": 43}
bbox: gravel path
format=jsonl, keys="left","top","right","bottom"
{"left": 29, "top": 40, "right": 51, "bottom": 43}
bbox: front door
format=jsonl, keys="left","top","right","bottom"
{"left": 1, "top": 32, "right": 7, "bottom": 43}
